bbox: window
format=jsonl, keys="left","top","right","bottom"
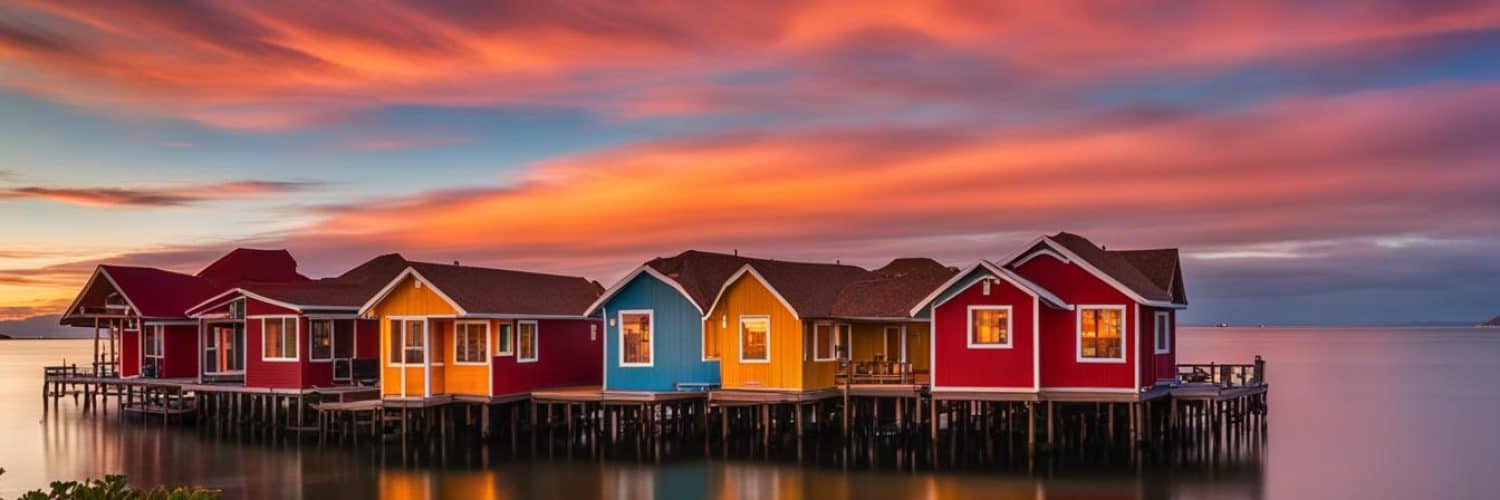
{"left": 389, "top": 319, "right": 426, "bottom": 365}
{"left": 1154, "top": 311, "right": 1171, "bottom": 354}
{"left": 495, "top": 323, "right": 514, "bottom": 356}
{"left": 309, "top": 320, "right": 334, "bottom": 361}
{"left": 455, "top": 321, "right": 488, "bottom": 364}
{"left": 836, "top": 324, "right": 851, "bottom": 360}
{"left": 739, "top": 316, "right": 770, "bottom": 363}
{"left": 968, "top": 306, "right": 1012, "bottom": 348}
{"left": 262, "top": 317, "right": 298, "bottom": 361}
{"left": 703, "top": 322, "right": 721, "bottom": 361}
{"left": 517, "top": 321, "right": 538, "bottom": 362}
{"left": 619, "top": 311, "right": 652, "bottom": 366}
{"left": 813, "top": 323, "right": 848, "bottom": 361}
{"left": 143, "top": 325, "right": 164, "bottom": 358}
{"left": 228, "top": 300, "right": 245, "bottom": 320}
{"left": 1078, "top": 306, "right": 1125, "bottom": 362}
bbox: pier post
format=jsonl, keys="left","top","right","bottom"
{"left": 1026, "top": 402, "right": 1036, "bottom": 459}
{"left": 1045, "top": 401, "right": 1055, "bottom": 450}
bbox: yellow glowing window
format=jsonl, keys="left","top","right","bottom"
{"left": 620, "top": 311, "right": 652, "bottom": 366}
{"left": 739, "top": 316, "right": 770, "bottom": 363}
{"left": 1079, "top": 307, "right": 1124, "bottom": 360}
{"left": 969, "top": 306, "right": 1011, "bottom": 348}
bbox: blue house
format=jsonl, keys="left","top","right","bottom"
{"left": 586, "top": 250, "right": 753, "bottom": 393}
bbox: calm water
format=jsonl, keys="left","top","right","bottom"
{"left": 1, "top": 327, "right": 1497, "bottom": 499}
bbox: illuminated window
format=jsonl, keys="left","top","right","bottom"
{"left": 968, "top": 306, "right": 1011, "bottom": 348}
{"left": 389, "top": 319, "right": 425, "bottom": 365}
{"left": 262, "top": 317, "right": 298, "bottom": 361}
{"left": 455, "top": 321, "right": 488, "bottom": 364}
{"left": 1154, "top": 311, "right": 1171, "bottom": 354}
{"left": 309, "top": 320, "right": 334, "bottom": 361}
{"left": 739, "top": 316, "right": 770, "bottom": 363}
{"left": 619, "top": 311, "right": 652, "bottom": 366}
{"left": 1079, "top": 307, "right": 1125, "bottom": 361}
{"left": 517, "top": 321, "right": 538, "bottom": 362}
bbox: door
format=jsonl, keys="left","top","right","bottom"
{"left": 204, "top": 323, "right": 245, "bottom": 374}
{"left": 333, "top": 321, "right": 354, "bottom": 382}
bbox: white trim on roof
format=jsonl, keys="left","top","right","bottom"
{"left": 703, "top": 264, "right": 801, "bottom": 321}
{"left": 358, "top": 267, "right": 469, "bottom": 317}
{"left": 909, "top": 260, "right": 1071, "bottom": 316}
{"left": 61, "top": 267, "right": 143, "bottom": 320}
{"left": 1005, "top": 236, "right": 1186, "bottom": 309}
{"left": 187, "top": 287, "right": 359, "bottom": 318}
{"left": 584, "top": 264, "right": 702, "bottom": 317}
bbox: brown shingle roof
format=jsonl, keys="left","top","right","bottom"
{"left": 1113, "top": 249, "right": 1187, "bottom": 304}
{"left": 740, "top": 260, "right": 873, "bottom": 318}
{"left": 645, "top": 250, "right": 763, "bottom": 311}
{"left": 830, "top": 259, "right": 957, "bottom": 318}
{"left": 409, "top": 261, "right": 602, "bottom": 316}
{"left": 1044, "top": 232, "right": 1183, "bottom": 304}
{"left": 238, "top": 254, "right": 411, "bottom": 309}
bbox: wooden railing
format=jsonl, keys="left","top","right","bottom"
{"left": 1177, "top": 355, "right": 1265, "bottom": 388}
{"left": 837, "top": 360, "right": 917, "bottom": 385}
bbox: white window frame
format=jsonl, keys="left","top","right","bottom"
{"left": 967, "top": 305, "right": 1014, "bottom": 349}
{"left": 454, "top": 320, "right": 490, "bottom": 366}
{"left": 617, "top": 310, "right": 654, "bottom": 368}
{"left": 143, "top": 325, "right": 165, "bottom": 359}
{"left": 260, "top": 316, "right": 299, "bottom": 362}
{"left": 738, "top": 315, "right": 771, "bottom": 364}
{"left": 308, "top": 319, "right": 335, "bottom": 362}
{"left": 495, "top": 322, "right": 514, "bottom": 356}
{"left": 812, "top": 322, "right": 841, "bottom": 362}
{"left": 388, "top": 317, "right": 437, "bottom": 367}
{"left": 1154, "top": 311, "right": 1172, "bottom": 354}
{"left": 1076, "top": 305, "right": 1127, "bottom": 363}
{"left": 517, "top": 320, "right": 539, "bottom": 363}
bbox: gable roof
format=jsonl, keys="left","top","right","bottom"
{"left": 61, "top": 265, "right": 219, "bottom": 324}
{"left": 705, "top": 255, "right": 957, "bottom": 320}
{"left": 362, "top": 261, "right": 603, "bottom": 317}
{"left": 196, "top": 248, "right": 307, "bottom": 288}
{"left": 187, "top": 253, "right": 411, "bottom": 316}
{"left": 644, "top": 250, "right": 766, "bottom": 311}
{"left": 907, "top": 260, "right": 1071, "bottom": 316}
{"left": 1007, "top": 232, "right": 1187, "bottom": 307}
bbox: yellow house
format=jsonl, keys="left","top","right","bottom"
{"left": 703, "top": 258, "right": 955, "bottom": 394}
{"left": 359, "top": 262, "right": 604, "bottom": 403}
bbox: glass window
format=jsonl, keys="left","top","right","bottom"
{"left": 143, "top": 325, "right": 164, "bottom": 358}
{"left": 740, "top": 316, "right": 769, "bottom": 362}
{"left": 495, "top": 323, "right": 514, "bottom": 356}
{"left": 836, "top": 324, "right": 851, "bottom": 360}
{"left": 310, "top": 320, "right": 334, "bottom": 361}
{"left": 1080, "top": 307, "right": 1124, "bottom": 360}
{"left": 263, "top": 317, "right": 298, "bottom": 360}
{"left": 1154, "top": 311, "right": 1171, "bottom": 353}
{"left": 403, "top": 320, "right": 425, "bottom": 364}
{"left": 620, "top": 312, "right": 652, "bottom": 366}
{"left": 388, "top": 320, "right": 404, "bottom": 364}
{"left": 969, "top": 307, "right": 1011, "bottom": 347}
{"left": 455, "top": 322, "right": 488, "bottom": 364}
{"left": 517, "top": 322, "right": 538, "bottom": 362}
{"left": 228, "top": 300, "right": 245, "bottom": 319}
{"left": 813, "top": 323, "right": 836, "bottom": 361}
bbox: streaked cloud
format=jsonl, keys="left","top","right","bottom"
{"left": 0, "top": 180, "right": 322, "bottom": 207}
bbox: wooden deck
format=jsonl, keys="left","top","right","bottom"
{"left": 847, "top": 383, "right": 925, "bottom": 398}
{"left": 709, "top": 387, "right": 841, "bottom": 405}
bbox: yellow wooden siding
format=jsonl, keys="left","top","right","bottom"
{"left": 374, "top": 274, "right": 458, "bottom": 398}
{"left": 849, "top": 323, "right": 892, "bottom": 361}
{"left": 444, "top": 319, "right": 490, "bottom": 396}
{"left": 905, "top": 322, "right": 930, "bottom": 374}
{"left": 705, "top": 274, "right": 804, "bottom": 391}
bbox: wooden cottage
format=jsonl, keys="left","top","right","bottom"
{"left": 703, "top": 257, "right": 954, "bottom": 396}
{"left": 58, "top": 249, "right": 306, "bottom": 380}
{"left": 185, "top": 254, "right": 408, "bottom": 388}
{"left": 358, "top": 262, "right": 604, "bottom": 403}
{"left": 1002, "top": 233, "right": 1187, "bottom": 396}
{"left": 586, "top": 250, "right": 753, "bottom": 394}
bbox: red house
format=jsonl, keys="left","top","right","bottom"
{"left": 916, "top": 233, "right": 1187, "bottom": 399}
{"left": 58, "top": 249, "right": 308, "bottom": 380}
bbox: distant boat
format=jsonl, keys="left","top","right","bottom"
{"left": 1216, "top": 322, "right": 1229, "bottom": 328}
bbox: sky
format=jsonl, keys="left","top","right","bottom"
{"left": 0, "top": 0, "right": 1497, "bottom": 327}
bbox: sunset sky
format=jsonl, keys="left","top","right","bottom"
{"left": 1, "top": 1, "right": 1497, "bottom": 327}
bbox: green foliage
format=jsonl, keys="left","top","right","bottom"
{"left": 5, "top": 474, "right": 218, "bottom": 500}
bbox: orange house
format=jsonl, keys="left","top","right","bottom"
{"left": 703, "top": 258, "right": 954, "bottom": 395}
{"left": 359, "top": 262, "right": 604, "bottom": 403}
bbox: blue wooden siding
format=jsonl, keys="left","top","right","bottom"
{"left": 602, "top": 272, "right": 720, "bottom": 391}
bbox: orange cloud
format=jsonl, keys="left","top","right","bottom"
{"left": 297, "top": 83, "right": 1499, "bottom": 271}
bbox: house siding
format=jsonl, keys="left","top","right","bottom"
{"left": 121, "top": 328, "right": 140, "bottom": 377}
{"left": 602, "top": 274, "right": 718, "bottom": 392}
{"left": 706, "top": 274, "right": 806, "bottom": 391}
{"left": 372, "top": 274, "right": 458, "bottom": 398}
{"left": 931, "top": 270, "right": 1038, "bottom": 389}
{"left": 160, "top": 324, "right": 199, "bottom": 379}
{"left": 492, "top": 318, "right": 601, "bottom": 396}
{"left": 245, "top": 297, "right": 304, "bottom": 389}
{"left": 1014, "top": 253, "right": 1140, "bottom": 390}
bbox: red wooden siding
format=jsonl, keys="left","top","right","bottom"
{"left": 121, "top": 329, "right": 140, "bottom": 377}
{"left": 1140, "top": 307, "right": 1176, "bottom": 384}
{"left": 1014, "top": 254, "right": 1141, "bottom": 390}
{"left": 160, "top": 324, "right": 199, "bottom": 379}
{"left": 491, "top": 318, "right": 602, "bottom": 397}
{"left": 932, "top": 276, "right": 1037, "bottom": 389}
{"left": 244, "top": 297, "right": 304, "bottom": 389}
